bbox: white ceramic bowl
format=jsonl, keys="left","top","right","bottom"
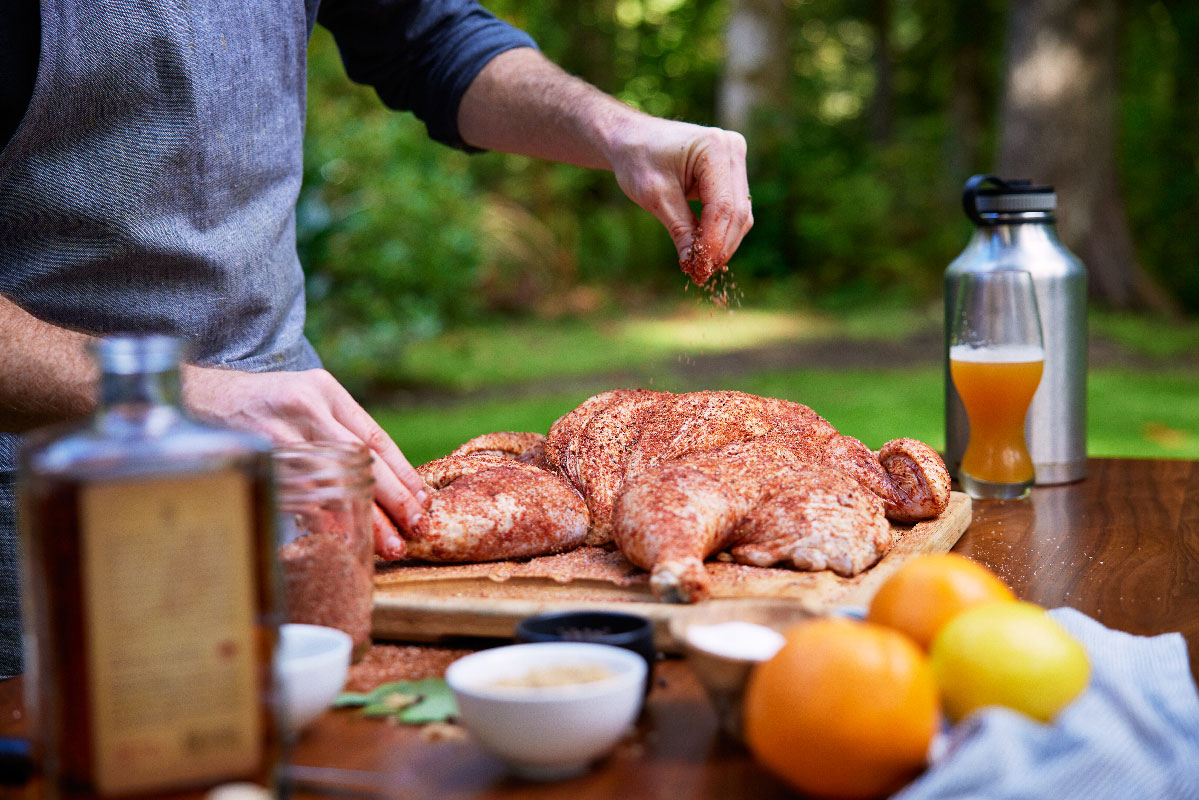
{"left": 668, "top": 599, "right": 813, "bottom": 740}
{"left": 274, "top": 623, "right": 353, "bottom": 734}
{"left": 445, "top": 642, "right": 646, "bottom": 780}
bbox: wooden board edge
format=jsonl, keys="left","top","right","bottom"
{"left": 372, "top": 594, "right": 689, "bottom": 651}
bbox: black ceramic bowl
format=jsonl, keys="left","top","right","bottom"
{"left": 514, "top": 611, "right": 656, "bottom": 693}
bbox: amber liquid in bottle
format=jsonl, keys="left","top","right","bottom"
{"left": 17, "top": 336, "right": 281, "bottom": 798}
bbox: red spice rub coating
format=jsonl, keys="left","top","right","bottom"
{"left": 546, "top": 390, "right": 948, "bottom": 550}
{"left": 573, "top": 389, "right": 667, "bottom": 545}
{"left": 612, "top": 437, "right": 893, "bottom": 603}
{"left": 450, "top": 431, "right": 550, "bottom": 471}
{"left": 408, "top": 454, "right": 589, "bottom": 563}
{"left": 409, "top": 391, "right": 949, "bottom": 601}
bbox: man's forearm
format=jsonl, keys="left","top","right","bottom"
{"left": 457, "top": 48, "right": 642, "bottom": 170}
{"left": 0, "top": 295, "right": 98, "bottom": 432}
{"left": 457, "top": 47, "right": 753, "bottom": 282}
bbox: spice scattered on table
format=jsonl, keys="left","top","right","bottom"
{"left": 345, "top": 643, "right": 474, "bottom": 692}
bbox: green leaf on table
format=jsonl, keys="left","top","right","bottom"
{"left": 332, "top": 692, "right": 373, "bottom": 708}
{"left": 396, "top": 685, "right": 458, "bottom": 724}
{"left": 334, "top": 678, "right": 457, "bottom": 724}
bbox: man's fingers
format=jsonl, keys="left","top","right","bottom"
{"left": 370, "top": 456, "right": 427, "bottom": 535}
{"left": 324, "top": 383, "right": 428, "bottom": 504}
{"left": 309, "top": 415, "right": 427, "bottom": 537}
{"left": 691, "top": 134, "right": 753, "bottom": 267}
{"left": 623, "top": 175, "right": 699, "bottom": 262}
{"left": 372, "top": 504, "right": 407, "bottom": 561}
{"left": 184, "top": 367, "right": 430, "bottom": 548}
{"left": 315, "top": 380, "right": 430, "bottom": 536}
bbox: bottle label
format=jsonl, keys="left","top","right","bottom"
{"left": 80, "top": 470, "right": 263, "bottom": 794}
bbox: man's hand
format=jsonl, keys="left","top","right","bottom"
{"left": 183, "top": 366, "right": 426, "bottom": 559}
{"left": 604, "top": 118, "right": 752, "bottom": 285}
{"left": 458, "top": 48, "right": 753, "bottom": 285}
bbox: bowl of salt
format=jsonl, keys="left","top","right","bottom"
{"left": 669, "top": 599, "right": 815, "bottom": 740}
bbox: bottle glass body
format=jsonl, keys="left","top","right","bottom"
{"left": 17, "top": 336, "right": 280, "bottom": 798}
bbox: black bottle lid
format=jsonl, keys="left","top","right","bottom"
{"left": 963, "top": 174, "right": 1056, "bottom": 225}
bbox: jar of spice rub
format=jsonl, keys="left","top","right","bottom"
{"left": 274, "top": 442, "right": 375, "bottom": 661}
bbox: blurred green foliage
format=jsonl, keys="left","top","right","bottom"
{"left": 299, "top": 1, "right": 1198, "bottom": 392}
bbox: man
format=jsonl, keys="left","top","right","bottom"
{"left": 0, "top": 0, "right": 753, "bottom": 676}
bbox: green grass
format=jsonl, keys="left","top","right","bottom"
{"left": 393, "top": 304, "right": 941, "bottom": 392}
{"left": 1089, "top": 310, "right": 1199, "bottom": 359}
{"left": 372, "top": 364, "right": 1199, "bottom": 467}
{"left": 367, "top": 307, "right": 1199, "bottom": 466}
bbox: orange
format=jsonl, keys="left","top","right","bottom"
{"left": 866, "top": 553, "right": 1015, "bottom": 650}
{"left": 742, "top": 617, "right": 940, "bottom": 800}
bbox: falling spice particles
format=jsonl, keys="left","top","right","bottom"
{"left": 278, "top": 532, "right": 374, "bottom": 656}
{"left": 703, "top": 268, "right": 742, "bottom": 310}
{"left": 679, "top": 229, "right": 741, "bottom": 310}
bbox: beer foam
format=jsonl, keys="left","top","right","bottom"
{"left": 950, "top": 344, "right": 1044, "bottom": 363}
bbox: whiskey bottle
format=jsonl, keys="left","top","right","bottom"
{"left": 17, "top": 335, "right": 280, "bottom": 797}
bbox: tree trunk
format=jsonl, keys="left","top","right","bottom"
{"left": 946, "top": 2, "right": 988, "bottom": 180}
{"left": 867, "top": 0, "right": 894, "bottom": 145}
{"left": 717, "top": 0, "right": 790, "bottom": 134}
{"left": 998, "top": 0, "right": 1173, "bottom": 312}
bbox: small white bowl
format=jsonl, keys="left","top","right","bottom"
{"left": 668, "top": 599, "right": 813, "bottom": 740}
{"left": 445, "top": 642, "right": 646, "bottom": 780}
{"left": 274, "top": 623, "right": 353, "bottom": 734}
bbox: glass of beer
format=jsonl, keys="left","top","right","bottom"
{"left": 949, "top": 270, "right": 1044, "bottom": 499}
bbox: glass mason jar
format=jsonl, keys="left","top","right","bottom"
{"left": 17, "top": 335, "right": 280, "bottom": 798}
{"left": 272, "top": 442, "right": 375, "bottom": 662}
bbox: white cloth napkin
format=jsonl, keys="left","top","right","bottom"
{"left": 896, "top": 607, "right": 1199, "bottom": 800}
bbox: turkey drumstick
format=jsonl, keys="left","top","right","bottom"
{"left": 612, "top": 438, "right": 893, "bottom": 603}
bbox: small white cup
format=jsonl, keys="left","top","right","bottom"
{"left": 274, "top": 623, "right": 352, "bottom": 735}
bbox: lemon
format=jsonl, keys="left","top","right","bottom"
{"left": 929, "top": 601, "right": 1090, "bottom": 723}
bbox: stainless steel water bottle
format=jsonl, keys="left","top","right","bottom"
{"left": 945, "top": 175, "right": 1088, "bottom": 485}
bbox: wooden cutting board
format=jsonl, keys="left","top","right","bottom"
{"left": 372, "top": 491, "right": 972, "bottom": 651}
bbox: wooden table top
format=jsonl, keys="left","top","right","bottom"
{"left": 2, "top": 457, "right": 1196, "bottom": 799}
